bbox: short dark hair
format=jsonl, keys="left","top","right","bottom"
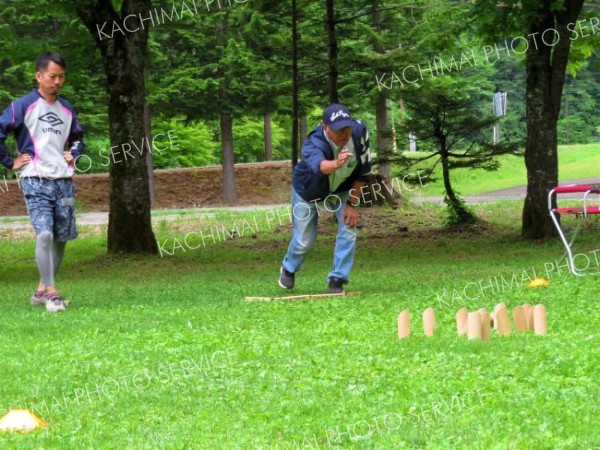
{"left": 35, "top": 52, "right": 66, "bottom": 72}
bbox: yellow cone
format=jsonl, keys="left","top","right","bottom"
{"left": 0, "top": 410, "right": 48, "bottom": 432}
{"left": 527, "top": 277, "right": 550, "bottom": 288}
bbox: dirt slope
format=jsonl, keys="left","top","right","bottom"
{"left": 0, "top": 161, "right": 292, "bottom": 217}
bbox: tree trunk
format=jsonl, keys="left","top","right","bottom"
{"left": 144, "top": 102, "right": 155, "bottom": 207}
{"left": 441, "top": 152, "right": 460, "bottom": 209}
{"left": 291, "top": 0, "right": 299, "bottom": 169}
{"left": 264, "top": 113, "right": 272, "bottom": 161}
{"left": 217, "top": 14, "right": 237, "bottom": 202}
{"left": 300, "top": 115, "right": 307, "bottom": 145}
{"left": 441, "top": 149, "right": 474, "bottom": 224}
{"left": 523, "top": 50, "right": 558, "bottom": 239}
{"left": 221, "top": 113, "right": 237, "bottom": 203}
{"left": 75, "top": 0, "right": 157, "bottom": 254}
{"left": 521, "top": 0, "right": 584, "bottom": 239}
{"left": 375, "top": 96, "right": 391, "bottom": 178}
{"left": 326, "top": 0, "right": 339, "bottom": 103}
{"left": 372, "top": 9, "right": 391, "bottom": 179}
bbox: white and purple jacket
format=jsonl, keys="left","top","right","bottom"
{"left": 0, "top": 88, "right": 85, "bottom": 179}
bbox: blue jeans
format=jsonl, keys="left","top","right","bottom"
{"left": 282, "top": 188, "right": 357, "bottom": 283}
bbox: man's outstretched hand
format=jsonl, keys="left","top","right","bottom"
{"left": 336, "top": 147, "right": 353, "bottom": 168}
{"left": 319, "top": 147, "right": 354, "bottom": 175}
{"left": 343, "top": 204, "right": 359, "bottom": 228}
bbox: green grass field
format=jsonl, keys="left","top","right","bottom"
{"left": 0, "top": 203, "right": 599, "bottom": 449}
{"left": 411, "top": 143, "right": 599, "bottom": 196}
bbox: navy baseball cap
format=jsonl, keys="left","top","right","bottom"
{"left": 323, "top": 103, "right": 353, "bottom": 131}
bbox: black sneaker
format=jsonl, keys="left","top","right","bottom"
{"left": 328, "top": 277, "right": 345, "bottom": 294}
{"left": 279, "top": 267, "right": 295, "bottom": 289}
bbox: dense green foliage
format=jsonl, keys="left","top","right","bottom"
{"left": 0, "top": 0, "right": 597, "bottom": 176}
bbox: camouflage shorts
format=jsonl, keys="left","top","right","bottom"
{"left": 21, "top": 177, "right": 77, "bottom": 242}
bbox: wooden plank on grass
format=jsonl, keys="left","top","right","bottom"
{"left": 244, "top": 291, "right": 362, "bottom": 302}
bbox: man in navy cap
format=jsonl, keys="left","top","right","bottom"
{"left": 279, "top": 103, "right": 371, "bottom": 293}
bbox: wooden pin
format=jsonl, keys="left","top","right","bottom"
{"left": 423, "top": 308, "right": 436, "bottom": 337}
{"left": 244, "top": 291, "right": 362, "bottom": 302}
{"left": 479, "top": 309, "right": 491, "bottom": 341}
{"left": 492, "top": 303, "right": 506, "bottom": 330}
{"left": 495, "top": 306, "right": 511, "bottom": 336}
{"left": 533, "top": 304, "right": 547, "bottom": 335}
{"left": 467, "top": 312, "right": 482, "bottom": 340}
{"left": 398, "top": 310, "right": 411, "bottom": 339}
{"left": 477, "top": 307, "right": 491, "bottom": 326}
{"left": 456, "top": 308, "right": 468, "bottom": 336}
{"left": 522, "top": 303, "right": 534, "bottom": 330}
{"left": 513, "top": 306, "right": 528, "bottom": 333}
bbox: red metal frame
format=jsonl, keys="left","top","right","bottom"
{"left": 548, "top": 183, "right": 600, "bottom": 276}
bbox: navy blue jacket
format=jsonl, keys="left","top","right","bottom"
{"left": 292, "top": 120, "right": 371, "bottom": 202}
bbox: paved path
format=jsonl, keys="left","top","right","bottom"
{"left": 0, "top": 205, "right": 289, "bottom": 230}
{"left": 1, "top": 178, "right": 597, "bottom": 231}
{"left": 411, "top": 177, "right": 599, "bottom": 204}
